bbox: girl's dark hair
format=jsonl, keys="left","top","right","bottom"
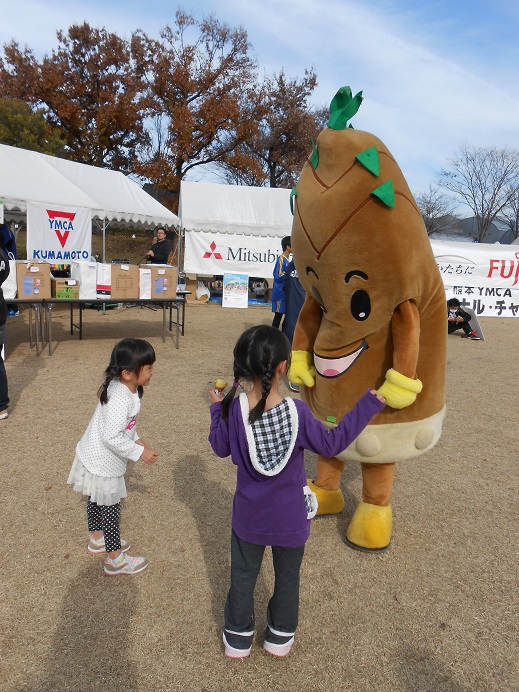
{"left": 221, "top": 325, "right": 291, "bottom": 424}
{"left": 99, "top": 338, "right": 156, "bottom": 404}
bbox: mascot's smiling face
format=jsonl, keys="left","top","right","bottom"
{"left": 292, "top": 126, "right": 431, "bottom": 378}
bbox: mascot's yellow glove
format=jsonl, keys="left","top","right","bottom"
{"left": 288, "top": 351, "right": 316, "bottom": 387}
{"left": 377, "top": 368, "right": 422, "bottom": 409}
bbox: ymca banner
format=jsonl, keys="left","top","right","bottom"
{"left": 184, "top": 230, "right": 282, "bottom": 279}
{"left": 431, "top": 240, "right": 519, "bottom": 317}
{"left": 27, "top": 202, "right": 92, "bottom": 262}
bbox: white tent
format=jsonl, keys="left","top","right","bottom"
{"left": 0, "top": 143, "right": 179, "bottom": 261}
{"left": 179, "top": 181, "right": 293, "bottom": 278}
{"left": 0, "top": 143, "right": 179, "bottom": 228}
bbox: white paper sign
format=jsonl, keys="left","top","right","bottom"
{"left": 139, "top": 268, "right": 152, "bottom": 299}
{"left": 222, "top": 272, "right": 249, "bottom": 309}
{"left": 96, "top": 263, "right": 112, "bottom": 299}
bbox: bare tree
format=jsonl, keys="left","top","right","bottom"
{"left": 217, "top": 70, "right": 325, "bottom": 188}
{"left": 502, "top": 186, "right": 519, "bottom": 240}
{"left": 437, "top": 144, "right": 519, "bottom": 242}
{"left": 415, "top": 184, "right": 459, "bottom": 236}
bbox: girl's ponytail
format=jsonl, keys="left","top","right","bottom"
{"left": 248, "top": 368, "right": 273, "bottom": 424}
{"left": 221, "top": 380, "right": 240, "bottom": 421}
{"left": 98, "top": 365, "right": 119, "bottom": 404}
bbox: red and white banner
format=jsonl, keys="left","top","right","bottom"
{"left": 184, "top": 230, "right": 282, "bottom": 279}
{"left": 431, "top": 240, "right": 519, "bottom": 317}
{"left": 27, "top": 202, "right": 91, "bottom": 262}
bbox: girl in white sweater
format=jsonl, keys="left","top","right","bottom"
{"left": 68, "top": 338, "right": 158, "bottom": 576}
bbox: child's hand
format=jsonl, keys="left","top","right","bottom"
{"left": 140, "top": 448, "right": 159, "bottom": 465}
{"left": 369, "top": 388, "right": 386, "bottom": 405}
{"left": 210, "top": 389, "right": 224, "bottom": 404}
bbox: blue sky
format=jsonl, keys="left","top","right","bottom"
{"left": 1, "top": 0, "right": 518, "bottom": 200}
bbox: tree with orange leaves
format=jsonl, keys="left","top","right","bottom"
{"left": 0, "top": 23, "right": 148, "bottom": 172}
{"left": 132, "top": 11, "right": 263, "bottom": 210}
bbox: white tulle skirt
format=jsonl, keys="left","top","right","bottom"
{"left": 67, "top": 455, "right": 127, "bottom": 506}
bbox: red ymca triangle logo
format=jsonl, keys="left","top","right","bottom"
{"left": 203, "top": 241, "right": 222, "bottom": 260}
{"left": 46, "top": 209, "right": 76, "bottom": 248}
{"left": 55, "top": 230, "right": 69, "bottom": 248}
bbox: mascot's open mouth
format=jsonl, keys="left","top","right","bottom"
{"left": 314, "top": 340, "right": 368, "bottom": 378}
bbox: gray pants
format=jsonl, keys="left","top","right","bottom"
{"left": 224, "top": 530, "right": 305, "bottom": 651}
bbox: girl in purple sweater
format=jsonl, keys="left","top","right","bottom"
{"left": 209, "top": 325, "right": 385, "bottom": 659}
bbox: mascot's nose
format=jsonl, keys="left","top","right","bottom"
{"left": 312, "top": 286, "right": 327, "bottom": 313}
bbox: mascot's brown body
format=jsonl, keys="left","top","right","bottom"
{"left": 289, "top": 88, "right": 446, "bottom": 551}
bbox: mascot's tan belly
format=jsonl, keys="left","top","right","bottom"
{"left": 291, "top": 123, "right": 447, "bottom": 464}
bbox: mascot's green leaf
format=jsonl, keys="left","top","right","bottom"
{"left": 290, "top": 187, "right": 297, "bottom": 215}
{"left": 328, "top": 86, "right": 363, "bottom": 130}
{"left": 309, "top": 138, "right": 319, "bottom": 170}
{"left": 356, "top": 147, "right": 380, "bottom": 176}
{"left": 371, "top": 180, "right": 395, "bottom": 208}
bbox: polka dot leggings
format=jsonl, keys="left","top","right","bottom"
{"left": 86, "top": 498, "right": 121, "bottom": 553}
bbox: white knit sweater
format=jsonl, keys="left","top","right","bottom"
{"left": 76, "top": 380, "right": 143, "bottom": 477}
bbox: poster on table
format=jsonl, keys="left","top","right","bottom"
{"left": 222, "top": 272, "right": 249, "bottom": 309}
{"left": 26, "top": 202, "right": 92, "bottom": 262}
{"left": 184, "top": 230, "right": 282, "bottom": 279}
{"left": 431, "top": 240, "right": 519, "bottom": 318}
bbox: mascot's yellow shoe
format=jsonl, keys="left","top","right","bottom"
{"left": 345, "top": 501, "right": 392, "bottom": 552}
{"left": 307, "top": 480, "right": 345, "bottom": 515}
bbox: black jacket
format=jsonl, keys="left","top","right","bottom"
{"left": 447, "top": 305, "right": 470, "bottom": 323}
{"left": 149, "top": 238, "right": 171, "bottom": 264}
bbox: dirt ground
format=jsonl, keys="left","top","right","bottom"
{"left": 1, "top": 302, "right": 517, "bottom": 691}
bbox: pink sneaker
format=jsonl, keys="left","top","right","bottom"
{"left": 103, "top": 553, "right": 148, "bottom": 576}
{"left": 223, "top": 633, "right": 251, "bottom": 659}
{"left": 263, "top": 636, "right": 294, "bottom": 658}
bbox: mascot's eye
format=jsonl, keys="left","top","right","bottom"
{"left": 351, "top": 290, "right": 370, "bottom": 321}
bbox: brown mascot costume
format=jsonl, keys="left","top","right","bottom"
{"left": 288, "top": 87, "right": 447, "bottom": 551}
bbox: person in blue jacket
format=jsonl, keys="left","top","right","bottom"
{"left": 271, "top": 236, "right": 292, "bottom": 329}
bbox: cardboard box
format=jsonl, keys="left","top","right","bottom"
{"left": 51, "top": 277, "right": 80, "bottom": 300}
{"left": 139, "top": 264, "right": 178, "bottom": 300}
{"left": 16, "top": 262, "right": 51, "bottom": 300}
{"left": 110, "top": 263, "right": 139, "bottom": 300}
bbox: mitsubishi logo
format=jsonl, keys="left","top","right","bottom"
{"left": 203, "top": 241, "right": 222, "bottom": 260}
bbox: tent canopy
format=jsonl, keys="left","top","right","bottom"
{"left": 0, "top": 143, "right": 179, "bottom": 228}
{"left": 179, "top": 181, "right": 292, "bottom": 237}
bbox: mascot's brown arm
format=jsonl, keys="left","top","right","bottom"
{"left": 292, "top": 294, "right": 323, "bottom": 351}
{"left": 391, "top": 299, "right": 420, "bottom": 378}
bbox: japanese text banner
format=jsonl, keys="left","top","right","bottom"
{"left": 431, "top": 240, "right": 519, "bottom": 317}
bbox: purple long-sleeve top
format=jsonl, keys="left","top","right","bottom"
{"left": 209, "top": 390, "right": 385, "bottom": 548}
